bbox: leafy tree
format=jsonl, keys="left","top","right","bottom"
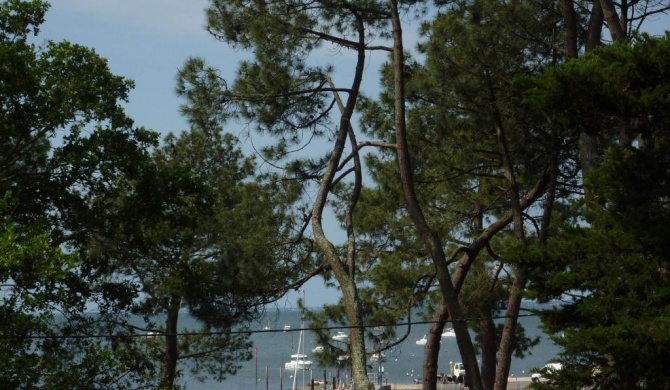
{"left": 177, "top": 1, "right": 552, "bottom": 389}
{"left": 557, "top": 0, "right": 670, "bottom": 173}
{"left": 525, "top": 34, "right": 670, "bottom": 389}
{"left": 1, "top": 0, "right": 159, "bottom": 388}
{"left": 2, "top": 1, "right": 319, "bottom": 389}
{"left": 84, "top": 126, "right": 309, "bottom": 388}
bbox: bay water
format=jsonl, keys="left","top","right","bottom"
{"left": 177, "top": 304, "right": 560, "bottom": 390}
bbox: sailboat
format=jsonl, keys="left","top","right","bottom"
{"left": 284, "top": 325, "right": 312, "bottom": 370}
{"left": 285, "top": 323, "right": 312, "bottom": 390}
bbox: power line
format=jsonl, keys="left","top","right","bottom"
{"left": 0, "top": 313, "right": 538, "bottom": 340}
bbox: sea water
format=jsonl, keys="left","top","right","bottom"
{"left": 177, "top": 304, "right": 560, "bottom": 390}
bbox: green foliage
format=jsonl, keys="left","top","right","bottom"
{"left": 171, "top": 0, "right": 670, "bottom": 388}
{"left": 2, "top": 0, "right": 318, "bottom": 386}
{"left": 83, "top": 126, "right": 310, "bottom": 386}
{"left": 523, "top": 33, "right": 670, "bottom": 141}
{"left": 177, "top": 3, "right": 402, "bottom": 387}
{"left": 1, "top": 1, "right": 160, "bottom": 388}
{"left": 357, "top": 0, "right": 564, "bottom": 328}
{"left": 526, "top": 34, "right": 670, "bottom": 389}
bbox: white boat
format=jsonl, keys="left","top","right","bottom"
{"left": 312, "top": 345, "right": 325, "bottom": 354}
{"left": 370, "top": 352, "right": 387, "bottom": 363}
{"left": 284, "top": 353, "right": 313, "bottom": 370}
{"left": 531, "top": 363, "right": 563, "bottom": 383}
{"left": 332, "top": 331, "right": 349, "bottom": 342}
{"left": 441, "top": 328, "right": 456, "bottom": 338}
{"left": 416, "top": 335, "right": 428, "bottom": 345}
{"left": 283, "top": 324, "right": 291, "bottom": 332}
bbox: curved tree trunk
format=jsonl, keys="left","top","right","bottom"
{"left": 420, "top": 173, "right": 548, "bottom": 390}
{"left": 310, "top": 11, "right": 371, "bottom": 389}
{"left": 389, "top": 1, "right": 482, "bottom": 389}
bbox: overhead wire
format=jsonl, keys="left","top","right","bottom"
{"left": 0, "top": 313, "right": 539, "bottom": 340}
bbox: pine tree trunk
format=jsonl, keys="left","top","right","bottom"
{"left": 160, "top": 297, "right": 180, "bottom": 389}
{"left": 480, "top": 319, "right": 497, "bottom": 390}
{"left": 389, "top": 0, "right": 482, "bottom": 388}
{"left": 422, "top": 308, "right": 448, "bottom": 390}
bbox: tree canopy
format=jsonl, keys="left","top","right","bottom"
{"left": 1, "top": 1, "right": 309, "bottom": 388}
{"left": 1, "top": 0, "right": 159, "bottom": 388}
{"left": 525, "top": 34, "right": 670, "bottom": 389}
{"left": 175, "top": 0, "right": 670, "bottom": 389}
{"left": 3, "top": 0, "right": 670, "bottom": 389}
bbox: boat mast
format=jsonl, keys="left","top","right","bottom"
{"left": 292, "top": 290, "right": 305, "bottom": 390}
{"left": 292, "top": 324, "right": 303, "bottom": 390}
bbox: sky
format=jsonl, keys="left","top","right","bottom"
{"left": 38, "top": 0, "right": 394, "bottom": 138}
{"left": 36, "top": 1, "right": 669, "bottom": 308}
{"left": 39, "top": 0, "right": 233, "bottom": 137}
{"left": 38, "top": 0, "right": 362, "bottom": 308}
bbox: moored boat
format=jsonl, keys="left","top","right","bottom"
{"left": 284, "top": 353, "right": 313, "bottom": 370}
{"left": 332, "top": 331, "right": 349, "bottom": 342}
